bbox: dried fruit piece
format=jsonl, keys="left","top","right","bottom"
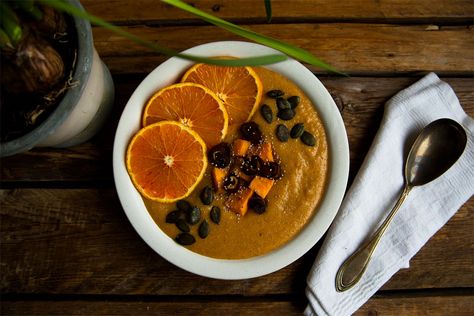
{"left": 260, "top": 162, "right": 283, "bottom": 180}
{"left": 239, "top": 121, "right": 263, "bottom": 145}
{"left": 232, "top": 139, "right": 251, "bottom": 157}
{"left": 227, "top": 187, "right": 254, "bottom": 216}
{"left": 249, "top": 176, "right": 274, "bottom": 198}
{"left": 223, "top": 173, "right": 242, "bottom": 193}
{"left": 208, "top": 142, "right": 231, "bottom": 168}
{"left": 241, "top": 155, "right": 263, "bottom": 176}
{"left": 258, "top": 142, "right": 274, "bottom": 162}
{"left": 249, "top": 194, "right": 267, "bottom": 214}
{"left": 211, "top": 167, "right": 228, "bottom": 193}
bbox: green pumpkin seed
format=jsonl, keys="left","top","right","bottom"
{"left": 175, "top": 233, "right": 195, "bottom": 245}
{"left": 276, "top": 124, "right": 290, "bottom": 142}
{"left": 200, "top": 185, "right": 213, "bottom": 205}
{"left": 176, "top": 200, "right": 191, "bottom": 212}
{"left": 210, "top": 206, "right": 221, "bottom": 224}
{"left": 277, "top": 108, "right": 295, "bottom": 121}
{"left": 287, "top": 96, "right": 300, "bottom": 109}
{"left": 166, "top": 210, "right": 183, "bottom": 223}
{"left": 260, "top": 104, "right": 273, "bottom": 123}
{"left": 266, "top": 89, "right": 284, "bottom": 98}
{"left": 176, "top": 219, "right": 190, "bottom": 232}
{"left": 198, "top": 220, "right": 210, "bottom": 238}
{"left": 301, "top": 131, "right": 317, "bottom": 146}
{"left": 187, "top": 206, "right": 201, "bottom": 225}
{"left": 276, "top": 97, "right": 291, "bottom": 110}
{"left": 290, "top": 123, "right": 305, "bottom": 138}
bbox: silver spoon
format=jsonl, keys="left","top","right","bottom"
{"left": 335, "top": 118, "right": 467, "bottom": 292}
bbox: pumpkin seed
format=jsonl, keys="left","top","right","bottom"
{"left": 276, "top": 97, "right": 291, "bottom": 110}
{"left": 287, "top": 96, "right": 300, "bottom": 109}
{"left": 198, "top": 220, "right": 210, "bottom": 238}
{"left": 176, "top": 219, "right": 190, "bottom": 232}
{"left": 175, "top": 233, "right": 195, "bottom": 245}
{"left": 266, "top": 89, "right": 284, "bottom": 98}
{"left": 301, "top": 131, "right": 317, "bottom": 146}
{"left": 166, "top": 210, "right": 183, "bottom": 223}
{"left": 187, "top": 206, "right": 201, "bottom": 225}
{"left": 176, "top": 200, "right": 191, "bottom": 212}
{"left": 290, "top": 123, "right": 305, "bottom": 138}
{"left": 276, "top": 124, "right": 290, "bottom": 142}
{"left": 277, "top": 108, "right": 295, "bottom": 121}
{"left": 260, "top": 104, "right": 273, "bottom": 123}
{"left": 210, "top": 206, "right": 221, "bottom": 224}
{"left": 200, "top": 185, "right": 213, "bottom": 205}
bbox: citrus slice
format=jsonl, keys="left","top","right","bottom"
{"left": 181, "top": 63, "right": 263, "bottom": 127}
{"left": 142, "top": 83, "right": 228, "bottom": 148}
{"left": 126, "top": 121, "right": 207, "bottom": 203}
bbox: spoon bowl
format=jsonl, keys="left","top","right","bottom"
{"left": 406, "top": 118, "right": 467, "bottom": 187}
{"left": 335, "top": 118, "right": 467, "bottom": 292}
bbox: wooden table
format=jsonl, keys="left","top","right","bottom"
{"left": 1, "top": 1, "right": 473, "bottom": 314}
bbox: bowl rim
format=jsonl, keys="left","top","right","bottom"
{"left": 113, "top": 41, "right": 349, "bottom": 280}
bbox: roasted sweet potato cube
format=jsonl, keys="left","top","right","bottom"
{"left": 227, "top": 187, "right": 254, "bottom": 216}
{"left": 258, "top": 142, "right": 273, "bottom": 162}
{"left": 232, "top": 139, "right": 251, "bottom": 157}
{"left": 249, "top": 176, "right": 274, "bottom": 198}
{"left": 211, "top": 167, "right": 228, "bottom": 193}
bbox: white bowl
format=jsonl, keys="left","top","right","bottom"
{"left": 113, "top": 41, "right": 349, "bottom": 279}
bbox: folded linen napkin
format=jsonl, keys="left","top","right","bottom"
{"left": 305, "top": 73, "right": 474, "bottom": 316}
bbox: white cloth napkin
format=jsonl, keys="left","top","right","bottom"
{"left": 305, "top": 73, "right": 474, "bottom": 316}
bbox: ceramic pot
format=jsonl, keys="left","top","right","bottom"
{"left": 0, "top": 0, "right": 114, "bottom": 157}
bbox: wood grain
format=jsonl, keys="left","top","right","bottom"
{"left": 81, "top": 0, "right": 474, "bottom": 24}
{"left": 1, "top": 293, "right": 472, "bottom": 315}
{"left": 1, "top": 77, "right": 472, "bottom": 183}
{"left": 0, "top": 188, "right": 472, "bottom": 295}
{"left": 91, "top": 23, "right": 474, "bottom": 75}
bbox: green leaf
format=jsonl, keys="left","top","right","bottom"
{"left": 38, "top": 0, "right": 287, "bottom": 67}
{"left": 163, "top": 0, "right": 345, "bottom": 75}
{"left": 264, "top": 0, "right": 272, "bottom": 23}
{"left": 0, "top": 2, "right": 23, "bottom": 45}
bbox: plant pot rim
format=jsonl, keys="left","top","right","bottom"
{"left": 0, "top": 0, "right": 93, "bottom": 157}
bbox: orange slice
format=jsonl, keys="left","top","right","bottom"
{"left": 181, "top": 63, "right": 263, "bottom": 127}
{"left": 142, "top": 83, "right": 228, "bottom": 148}
{"left": 126, "top": 121, "right": 207, "bottom": 203}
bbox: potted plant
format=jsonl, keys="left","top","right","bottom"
{"left": 0, "top": 0, "right": 114, "bottom": 157}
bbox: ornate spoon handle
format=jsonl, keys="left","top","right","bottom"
{"left": 335, "top": 185, "right": 412, "bottom": 292}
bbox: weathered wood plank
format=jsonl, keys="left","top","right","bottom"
{"left": 1, "top": 293, "right": 473, "bottom": 315}
{"left": 0, "top": 188, "right": 472, "bottom": 295}
{"left": 81, "top": 0, "right": 474, "bottom": 24}
{"left": 1, "top": 77, "right": 472, "bottom": 183}
{"left": 91, "top": 23, "right": 474, "bottom": 75}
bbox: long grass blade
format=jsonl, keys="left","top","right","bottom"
{"left": 264, "top": 0, "right": 272, "bottom": 23}
{"left": 38, "top": 0, "right": 287, "bottom": 66}
{"left": 163, "top": 0, "right": 344, "bottom": 74}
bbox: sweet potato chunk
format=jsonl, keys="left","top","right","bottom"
{"left": 211, "top": 167, "right": 227, "bottom": 193}
{"left": 258, "top": 142, "right": 273, "bottom": 162}
{"left": 227, "top": 187, "right": 254, "bottom": 216}
{"left": 249, "top": 176, "right": 274, "bottom": 198}
{"left": 232, "top": 139, "right": 251, "bottom": 157}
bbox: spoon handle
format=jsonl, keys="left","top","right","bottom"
{"left": 335, "top": 185, "right": 412, "bottom": 292}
